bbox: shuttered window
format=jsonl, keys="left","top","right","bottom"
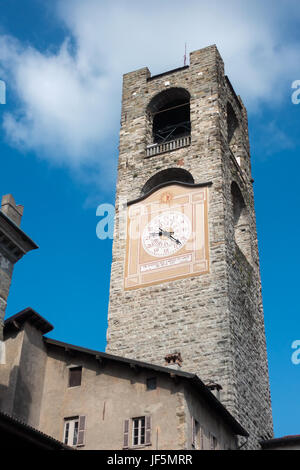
{"left": 68, "top": 366, "right": 82, "bottom": 387}
{"left": 124, "top": 416, "right": 151, "bottom": 448}
{"left": 64, "top": 416, "right": 86, "bottom": 447}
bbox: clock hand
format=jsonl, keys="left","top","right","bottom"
{"left": 158, "top": 227, "right": 174, "bottom": 236}
{"left": 169, "top": 234, "right": 182, "bottom": 245}
{"left": 158, "top": 227, "right": 181, "bottom": 245}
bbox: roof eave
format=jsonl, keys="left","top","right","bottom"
{"left": 45, "top": 337, "right": 248, "bottom": 437}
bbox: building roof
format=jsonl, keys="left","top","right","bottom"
{"left": 0, "top": 210, "right": 38, "bottom": 262}
{"left": 0, "top": 209, "right": 38, "bottom": 249}
{"left": 45, "top": 336, "right": 248, "bottom": 437}
{"left": 0, "top": 410, "right": 71, "bottom": 450}
{"left": 260, "top": 434, "right": 300, "bottom": 449}
{"left": 4, "top": 308, "right": 54, "bottom": 334}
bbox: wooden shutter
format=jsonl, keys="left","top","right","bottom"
{"left": 145, "top": 415, "right": 151, "bottom": 445}
{"left": 77, "top": 415, "right": 86, "bottom": 446}
{"left": 123, "top": 419, "right": 129, "bottom": 448}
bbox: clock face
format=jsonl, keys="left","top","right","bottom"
{"left": 142, "top": 211, "right": 191, "bottom": 258}
{"left": 124, "top": 184, "right": 209, "bottom": 290}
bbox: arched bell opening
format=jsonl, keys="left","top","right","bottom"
{"left": 231, "top": 181, "right": 252, "bottom": 264}
{"left": 147, "top": 88, "right": 191, "bottom": 145}
{"left": 141, "top": 168, "right": 194, "bottom": 196}
{"left": 227, "top": 102, "right": 243, "bottom": 166}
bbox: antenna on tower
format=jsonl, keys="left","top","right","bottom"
{"left": 184, "top": 43, "right": 187, "bottom": 66}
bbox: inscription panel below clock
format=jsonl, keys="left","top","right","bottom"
{"left": 124, "top": 184, "right": 209, "bottom": 290}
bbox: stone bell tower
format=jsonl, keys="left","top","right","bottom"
{"left": 106, "top": 45, "right": 273, "bottom": 448}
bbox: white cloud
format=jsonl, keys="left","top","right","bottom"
{"left": 0, "top": 35, "right": 117, "bottom": 167}
{"left": 0, "top": 0, "right": 300, "bottom": 175}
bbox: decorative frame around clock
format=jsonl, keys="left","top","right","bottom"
{"left": 124, "top": 183, "right": 210, "bottom": 290}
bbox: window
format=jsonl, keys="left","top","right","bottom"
{"left": 133, "top": 416, "right": 146, "bottom": 446}
{"left": 192, "top": 418, "right": 203, "bottom": 450}
{"left": 123, "top": 416, "right": 151, "bottom": 448}
{"left": 210, "top": 433, "right": 218, "bottom": 450}
{"left": 68, "top": 366, "right": 82, "bottom": 387}
{"left": 63, "top": 416, "right": 86, "bottom": 447}
{"left": 146, "top": 377, "right": 157, "bottom": 391}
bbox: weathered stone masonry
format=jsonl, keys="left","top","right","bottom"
{"left": 106, "top": 45, "right": 273, "bottom": 448}
{"left": 0, "top": 195, "right": 38, "bottom": 342}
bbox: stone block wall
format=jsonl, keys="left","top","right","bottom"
{"left": 0, "top": 195, "right": 24, "bottom": 341}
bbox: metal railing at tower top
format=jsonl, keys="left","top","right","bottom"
{"left": 146, "top": 135, "right": 191, "bottom": 158}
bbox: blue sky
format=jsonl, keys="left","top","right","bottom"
{"left": 0, "top": 0, "right": 300, "bottom": 438}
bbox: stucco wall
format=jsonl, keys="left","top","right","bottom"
{"left": 39, "top": 345, "right": 186, "bottom": 449}
{"left": 0, "top": 328, "right": 24, "bottom": 415}
{"left": 184, "top": 384, "right": 238, "bottom": 450}
{"left": 13, "top": 323, "right": 47, "bottom": 427}
{"left": 0, "top": 323, "right": 47, "bottom": 428}
{"left": 38, "top": 344, "right": 239, "bottom": 450}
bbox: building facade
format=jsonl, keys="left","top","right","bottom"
{"left": 0, "top": 308, "right": 247, "bottom": 450}
{"left": 106, "top": 45, "right": 273, "bottom": 448}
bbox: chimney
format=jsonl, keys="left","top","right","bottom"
{"left": 165, "top": 352, "right": 183, "bottom": 370}
{"left": 206, "top": 381, "right": 223, "bottom": 401}
{"left": 1, "top": 194, "right": 24, "bottom": 227}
